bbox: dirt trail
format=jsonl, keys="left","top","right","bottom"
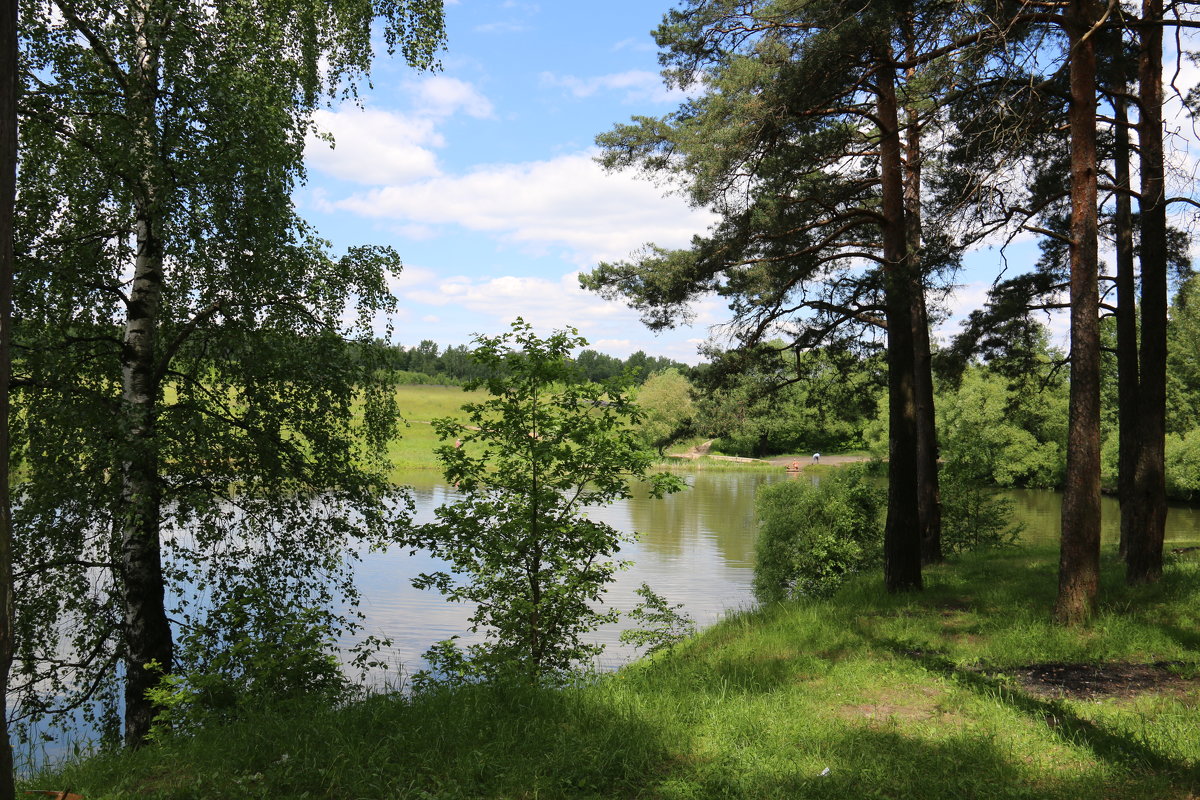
{"left": 670, "top": 439, "right": 871, "bottom": 467}
{"left": 764, "top": 453, "right": 871, "bottom": 467}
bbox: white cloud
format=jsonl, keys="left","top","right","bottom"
{"left": 307, "top": 107, "right": 443, "bottom": 185}
{"left": 334, "top": 151, "right": 715, "bottom": 265}
{"left": 612, "top": 37, "right": 657, "bottom": 54}
{"left": 389, "top": 265, "right": 438, "bottom": 291}
{"left": 304, "top": 77, "right": 494, "bottom": 186}
{"left": 394, "top": 270, "right": 715, "bottom": 355}
{"left": 474, "top": 21, "right": 527, "bottom": 33}
{"left": 540, "top": 70, "right": 686, "bottom": 104}
{"left": 412, "top": 76, "right": 495, "bottom": 119}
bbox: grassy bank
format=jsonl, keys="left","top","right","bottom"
{"left": 34, "top": 547, "right": 1200, "bottom": 799}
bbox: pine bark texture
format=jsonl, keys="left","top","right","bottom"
{"left": 1113, "top": 83, "right": 1138, "bottom": 562}
{"left": 0, "top": 0, "right": 17, "bottom": 793}
{"left": 902, "top": 62, "right": 942, "bottom": 566}
{"left": 1055, "top": 0, "right": 1103, "bottom": 625}
{"left": 878, "top": 54, "right": 923, "bottom": 593}
{"left": 1126, "top": 0, "right": 1169, "bottom": 584}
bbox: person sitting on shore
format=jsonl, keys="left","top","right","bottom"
{"left": 787, "top": 459, "right": 801, "bottom": 472}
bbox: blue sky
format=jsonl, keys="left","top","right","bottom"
{"left": 297, "top": 1, "right": 1198, "bottom": 363}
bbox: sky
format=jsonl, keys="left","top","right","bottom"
{"left": 296, "top": 1, "right": 1200, "bottom": 364}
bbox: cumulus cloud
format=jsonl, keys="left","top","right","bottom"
{"left": 540, "top": 70, "right": 686, "bottom": 104}
{"left": 334, "top": 151, "right": 714, "bottom": 265}
{"left": 393, "top": 269, "right": 722, "bottom": 358}
{"left": 306, "top": 107, "right": 443, "bottom": 185}
{"left": 304, "top": 77, "right": 493, "bottom": 186}
{"left": 411, "top": 76, "right": 495, "bottom": 119}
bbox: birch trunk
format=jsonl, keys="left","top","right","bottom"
{"left": 119, "top": 0, "right": 173, "bottom": 746}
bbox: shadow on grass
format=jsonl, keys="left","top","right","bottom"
{"left": 658, "top": 725, "right": 1185, "bottom": 800}
{"left": 860, "top": 632, "right": 1200, "bottom": 792}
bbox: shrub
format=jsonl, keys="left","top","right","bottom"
{"left": 147, "top": 585, "right": 350, "bottom": 738}
{"left": 753, "top": 466, "right": 884, "bottom": 603}
{"left": 939, "top": 469, "right": 1024, "bottom": 554}
{"left": 619, "top": 583, "right": 696, "bottom": 655}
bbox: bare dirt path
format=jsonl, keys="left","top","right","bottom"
{"left": 669, "top": 440, "right": 872, "bottom": 467}
{"left": 764, "top": 453, "right": 871, "bottom": 467}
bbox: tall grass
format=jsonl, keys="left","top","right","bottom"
{"left": 33, "top": 547, "right": 1200, "bottom": 799}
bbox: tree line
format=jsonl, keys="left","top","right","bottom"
{"left": 378, "top": 338, "right": 691, "bottom": 385}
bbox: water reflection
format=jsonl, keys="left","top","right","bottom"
{"left": 351, "top": 470, "right": 1200, "bottom": 681}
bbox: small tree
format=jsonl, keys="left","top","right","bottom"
{"left": 412, "top": 320, "right": 684, "bottom": 684}
{"left": 753, "top": 466, "right": 884, "bottom": 603}
{"left": 635, "top": 368, "right": 695, "bottom": 455}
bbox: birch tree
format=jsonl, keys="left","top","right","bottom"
{"left": 14, "top": 0, "right": 444, "bottom": 746}
{"left": 1, "top": 0, "right": 15, "bottom": 791}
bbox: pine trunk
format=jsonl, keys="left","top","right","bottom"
{"left": 1113, "top": 84, "right": 1138, "bottom": 562}
{"left": 1055, "top": 0, "right": 1103, "bottom": 625}
{"left": 120, "top": 5, "right": 173, "bottom": 746}
{"left": 878, "top": 55, "right": 922, "bottom": 593}
{"left": 902, "top": 54, "right": 942, "bottom": 565}
{"left": 1127, "top": 0, "right": 1169, "bottom": 584}
{"left": 0, "top": 0, "right": 17, "bottom": 793}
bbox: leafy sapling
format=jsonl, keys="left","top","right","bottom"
{"left": 410, "top": 319, "right": 684, "bottom": 685}
{"left": 619, "top": 583, "right": 696, "bottom": 656}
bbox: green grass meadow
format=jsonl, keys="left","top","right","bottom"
{"left": 385, "top": 384, "right": 488, "bottom": 471}
{"left": 33, "top": 547, "right": 1200, "bottom": 799}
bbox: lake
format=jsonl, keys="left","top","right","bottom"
{"left": 345, "top": 469, "right": 1200, "bottom": 682}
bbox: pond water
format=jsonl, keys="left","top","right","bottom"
{"left": 18, "top": 469, "right": 1200, "bottom": 769}
{"left": 346, "top": 469, "right": 1200, "bottom": 681}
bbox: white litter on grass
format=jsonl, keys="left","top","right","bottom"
{"left": 819, "top": 767, "right": 831, "bottom": 777}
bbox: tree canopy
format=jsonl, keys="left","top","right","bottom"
{"left": 13, "top": 0, "right": 445, "bottom": 744}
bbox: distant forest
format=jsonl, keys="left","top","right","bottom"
{"left": 382, "top": 339, "right": 691, "bottom": 385}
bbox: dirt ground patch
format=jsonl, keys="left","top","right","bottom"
{"left": 997, "top": 662, "right": 1199, "bottom": 700}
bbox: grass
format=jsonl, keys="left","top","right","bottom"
{"left": 32, "top": 547, "right": 1200, "bottom": 799}
{"left": 386, "top": 384, "right": 488, "bottom": 472}
{"left": 382, "top": 385, "right": 857, "bottom": 476}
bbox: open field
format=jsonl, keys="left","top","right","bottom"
{"left": 386, "top": 384, "right": 489, "bottom": 472}
{"left": 36, "top": 546, "right": 1200, "bottom": 798}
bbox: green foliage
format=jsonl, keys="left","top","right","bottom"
{"left": 11, "top": 0, "right": 444, "bottom": 737}
{"left": 411, "top": 320, "right": 684, "bottom": 684}
{"left": 937, "top": 367, "right": 1067, "bottom": 488}
{"left": 618, "top": 583, "right": 696, "bottom": 656}
{"left": 938, "top": 469, "right": 1025, "bottom": 555}
{"left": 698, "top": 344, "right": 883, "bottom": 458}
{"left": 146, "top": 586, "right": 350, "bottom": 739}
{"left": 1165, "top": 428, "right": 1200, "bottom": 502}
{"left": 1167, "top": 275, "right": 1200, "bottom": 436}
{"left": 753, "top": 466, "right": 884, "bottom": 603}
{"left": 633, "top": 368, "right": 695, "bottom": 454}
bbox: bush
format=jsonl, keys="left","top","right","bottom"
{"left": 939, "top": 469, "right": 1024, "bottom": 555}
{"left": 147, "top": 586, "right": 350, "bottom": 738}
{"left": 1166, "top": 428, "right": 1200, "bottom": 502}
{"left": 411, "top": 320, "right": 683, "bottom": 685}
{"left": 619, "top": 583, "right": 696, "bottom": 655}
{"left": 753, "top": 466, "right": 884, "bottom": 603}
